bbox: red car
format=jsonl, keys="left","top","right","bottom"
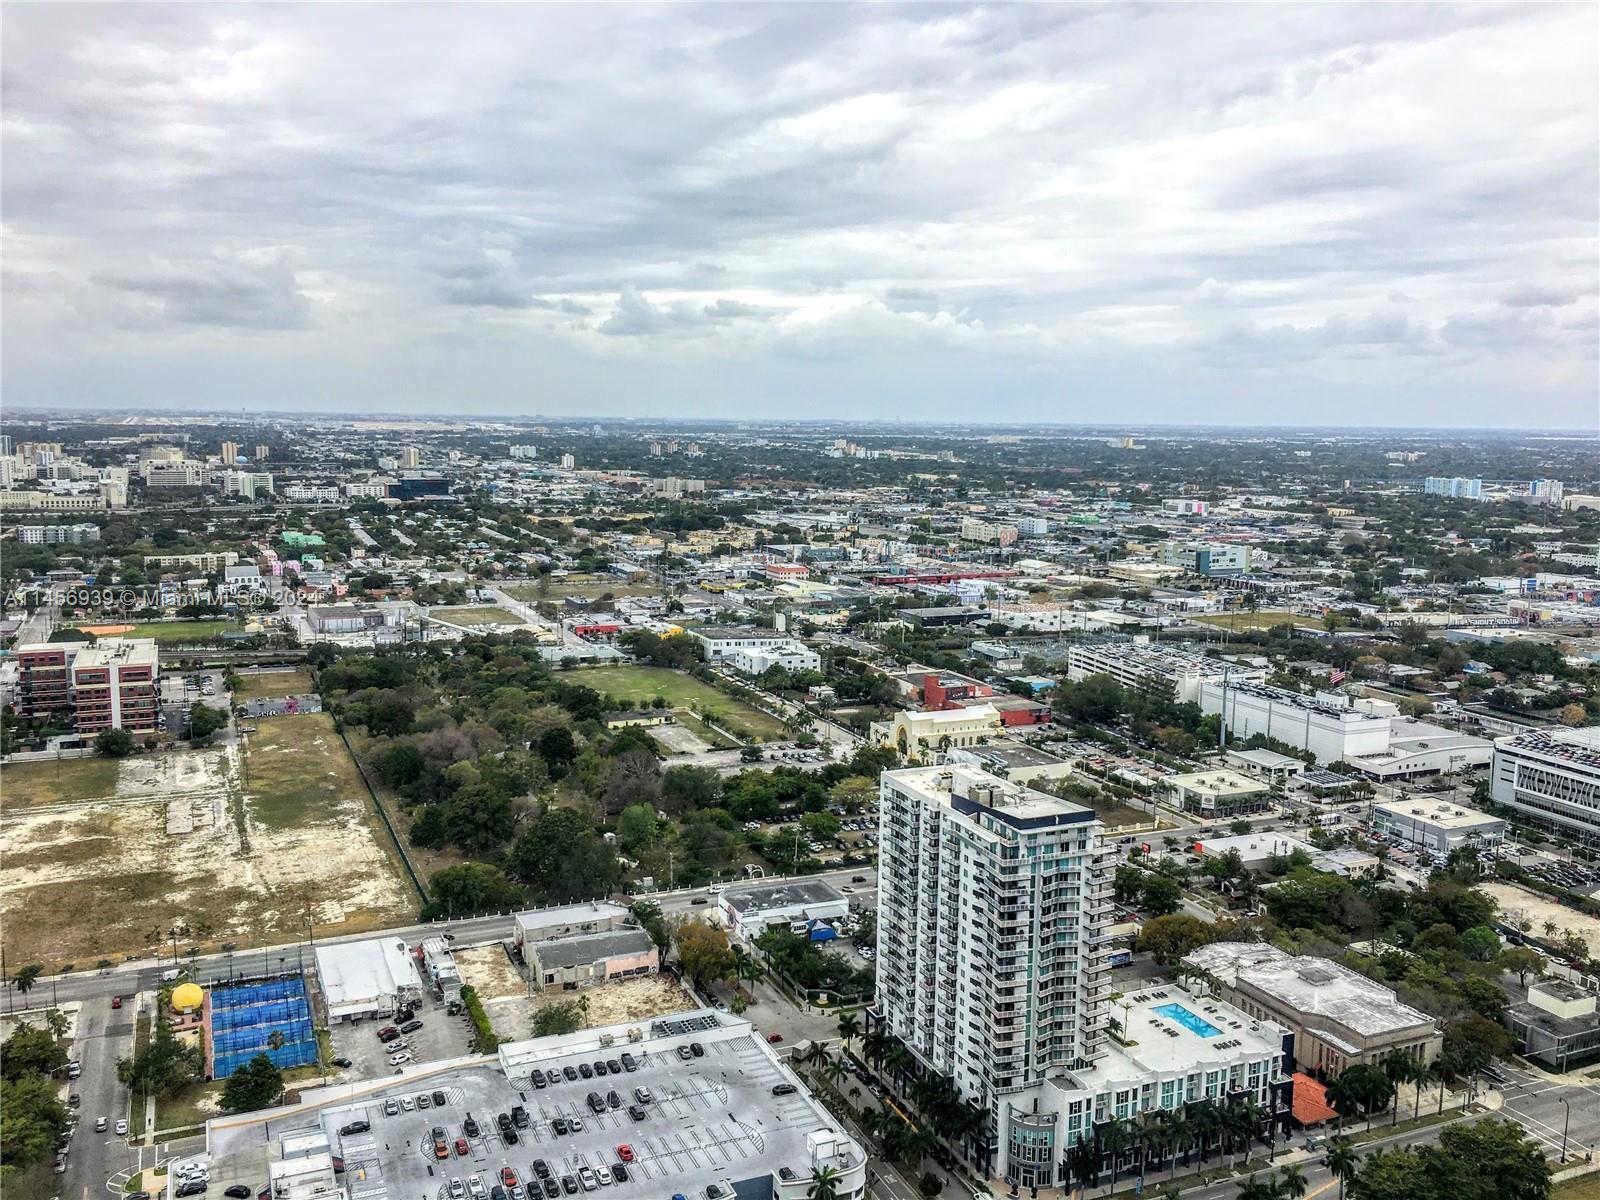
{"left": 766, "top": 1033, "right": 783, "bottom": 1044}
{"left": 111, "top": 996, "right": 123, "bottom": 1009}
{"left": 615, "top": 1146, "right": 634, "bottom": 1163}
{"left": 454, "top": 1138, "right": 469, "bottom": 1157}
{"left": 433, "top": 1136, "right": 449, "bottom": 1160}
{"left": 501, "top": 1169, "right": 519, "bottom": 1188}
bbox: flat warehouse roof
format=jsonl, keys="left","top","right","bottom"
{"left": 531, "top": 929, "right": 656, "bottom": 970}
{"left": 722, "top": 880, "right": 845, "bottom": 914}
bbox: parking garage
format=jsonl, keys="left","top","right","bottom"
{"left": 202, "top": 1012, "right": 866, "bottom": 1200}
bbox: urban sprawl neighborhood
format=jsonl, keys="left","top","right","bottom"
{"left": 0, "top": 416, "right": 1596, "bottom": 1200}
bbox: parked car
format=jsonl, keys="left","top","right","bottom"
{"left": 339, "top": 1120, "right": 370, "bottom": 1136}
{"left": 765, "top": 1034, "right": 783, "bottom": 1044}
{"left": 563, "top": 1066, "right": 578, "bottom": 1081}
{"left": 771, "top": 1083, "right": 797, "bottom": 1096}
{"left": 560, "top": 1177, "right": 577, "bottom": 1196}
{"left": 449, "top": 1181, "right": 466, "bottom": 1199}
{"left": 400, "top": 1019, "right": 423, "bottom": 1034}
{"left": 615, "top": 1145, "right": 634, "bottom": 1163}
{"left": 633, "top": 1087, "right": 652, "bottom": 1104}
{"left": 455, "top": 1138, "right": 469, "bottom": 1157}
{"left": 111, "top": 995, "right": 123, "bottom": 1009}
{"left": 689, "top": 1042, "right": 704, "bottom": 1057}
{"left": 331, "top": 1057, "right": 353, "bottom": 1069}
{"left": 619, "top": 1053, "right": 637, "bottom": 1072}
{"left": 462, "top": 1114, "right": 481, "bottom": 1138}
{"left": 432, "top": 1090, "right": 448, "bottom": 1106}
{"left": 610, "top": 1165, "right": 628, "bottom": 1184}
{"left": 376, "top": 1027, "right": 400, "bottom": 1041}
{"left": 225, "top": 1187, "right": 252, "bottom": 1198}
{"left": 501, "top": 1169, "right": 519, "bottom": 1188}
{"left": 542, "top": 1180, "right": 560, "bottom": 1198}
{"left": 626, "top": 1105, "right": 646, "bottom": 1121}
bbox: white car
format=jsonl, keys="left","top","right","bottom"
{"left": 595, "top": 1167, "right": 613, "bottom": 1187}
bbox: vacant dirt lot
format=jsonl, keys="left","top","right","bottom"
{"left": 0, "top": 716, "right": 415, "bottom": 969}
{"left": 232, "top": 667, "right": 317, "bottom": 700}
{"left": 1483, "top": 881, "right": 1600, "bottom": 958}
{"left": 469, "top": 965, "right": 694, "bottom": 1042}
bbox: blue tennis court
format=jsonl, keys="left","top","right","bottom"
{"left": 209, "top": 978, "right": 319, "bottom": 1078}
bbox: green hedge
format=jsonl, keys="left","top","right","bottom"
{"left": 459, "top": 985, "right": 499, "bottom": 1053}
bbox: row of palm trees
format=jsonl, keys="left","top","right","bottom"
{"left": 1062, "top": 1094, "right": 1284, "bottom": 1195}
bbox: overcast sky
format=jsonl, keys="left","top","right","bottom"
{"left": 3, "top": 3, "right": 1596, "bottom": 428}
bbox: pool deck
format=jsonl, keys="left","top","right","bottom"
{"left": 1094, "top": 987, "right": 1287, "bottom": 1078}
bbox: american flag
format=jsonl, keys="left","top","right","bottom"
{"left": 1329, "top": 668, "right": 1346, "bottom": 685}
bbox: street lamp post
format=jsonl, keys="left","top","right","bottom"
{"left": 1560, "top": 1097, "right": 1571, "bottom": 1163}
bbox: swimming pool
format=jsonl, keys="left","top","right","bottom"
{"left": 1153, "top": 1002, "right": 1222, "bottom": 1038}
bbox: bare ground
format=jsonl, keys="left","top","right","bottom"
{"left": 0, "top": 735, "right": 413, "bottom": 969}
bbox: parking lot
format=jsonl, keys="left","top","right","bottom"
{"left": 330, "top": 992, "right": 478, "bottom": 1082}
{"left": 208, "top": 1015, "right": 853, "bottom": 1200}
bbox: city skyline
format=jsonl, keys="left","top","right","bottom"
{"left": 3, "top": 3, "right": 1597, "bottom": 428}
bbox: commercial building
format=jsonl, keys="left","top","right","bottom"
{"left": 1164, "top": 769, "right": 1271, "bottom": 817}
{"left": 0, "top": 489, "right": 115, "bottom": 512}
{"left": 69, "top": 638, "right": 161, "bottom": 734}
{"left": 1503, "top": 980, "right": 1600, "bottom": 1071}
{"left": 1066, "top": 642, "right": 1264, "bottom": 704}
{"left": 718, "top": 880, "right": 850, "bottom": 942}
{"left": 514, "top": 901, "right": 633, "bottom": 948}
{"left": 1491, "top": 726, "right": 1600, "bottom": 848}
{"left": 142, "top": 459, "right": 207, "bottom": 488}
{"left": 16, "top": 522, "right": 100, "bottom": 545}
{"left": 1183, "top": 942, "right": 1440, "bottom": 1076}
{"left": 527, "top": 928, "right": 659, "bottom": 989}
{"left": 226, "top": 471, "right": 275, "bottom": 499}
{"left": 871, "top": 703, "right": 1003, "bottom": 759}
{"left": 903, "top": 604, "right": 991, "bottom": 628}
{"left": 728, "top": 641, "right": 820, "bottom": 676}
{"left": 1200, "top": 680, "right": 1391, "bottom": 764}
{"left": 306, "top": 604, "right": 391, "bottom": 637}
{"left": 947, "top": 740, "right": 1076, "bottom": 786}
{"left": 1345, "top": 718, "right": 1493, "bottom": 780}
{"left": 313, "top": 936, "right": 423, "bottom": 1022}
{"left": 146, "top": 551, "right": 240, "bottom": 573}
{"left": 1192, "top": 832, "right": 1321, "bottom": 872}
{"left": 220, "top": 442, "right": 240, "bottom": 465}
{"left": 1162, "top": 499, "right": 1208, "bottom": 516}
{"left": 685, "top": 627, "right": 798, "bottom": 663}
{"left": 417, "top": 936, "right": 462, "bottom": 1003}
{"left": 15, "top": 644, "right": 73, "bottom": 719}
{"left": 1161, "top": 541, "right": 1252, "bottom": 577}
{"left": 1423, "top": 477, "right": 1484, "bottom": 500}
{"left": 960, "top": 517, "right": 1019, "bottom": 546}
{"left": 1368, "top": 798, "right": 1507, "bottom": 855}
{"left": 875, "top": 766, "right": 1292, "bottom": 1185}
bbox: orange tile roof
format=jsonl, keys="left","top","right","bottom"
{"left": 1291, "top": 1072, "right": 1338, "bottom": 1126}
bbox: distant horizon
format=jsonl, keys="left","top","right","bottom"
{"left": 3, "top": 402, "right": 1596, "bottom": 439}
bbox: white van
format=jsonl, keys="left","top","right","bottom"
{"left": 161, "top": 969, "right": 180, "bottom": 983}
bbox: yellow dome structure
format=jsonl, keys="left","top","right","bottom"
{"left": 171, "top": 982, "right": 204, "bottom": 1013}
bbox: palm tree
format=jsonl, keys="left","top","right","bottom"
{"left": 807, "top": 1042, "right": 833, "bottom": 1070}
{"left": 1099, "top": 1118, "right": 1133, "bottom": 1195}
{"left": 837, "top": 1011, "right": 861, "bottom": 1045}
{"left": 1323, "top": 1073, "right": 1360, "bottom": 1133}
{"left": 1380, "top": 1051, "right": 1415, "bottom": 1127}
{"left": 1277, "top": 1162, "right": 1308, "bottom": 1200}
{"left": 825, "top": 1056, "right": 849, "bottom": 1092}
{"left": 1323, "top": 1136, "right": 1358, "bottom": 1200}
{"left": 1163, "top": 1108, "right": 1191, "bottom": 1178}
{"left": 807, "top": 1166, "right": 842, "bottom": 1200}
{"left": 1430, "top": 1058, "right": 1455, "bottom": 1116}
{"left": 1233, "top": 1177, "right": 1277, "bottom": 1200}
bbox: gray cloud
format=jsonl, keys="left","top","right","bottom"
{"left": 0, "top": 2, "right": 1595, "bottom": 426}
{"left": 86, "top": 251, "right": 311, "bottom": 330}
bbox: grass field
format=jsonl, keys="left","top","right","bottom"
{"left": 243, "top": 712, "right": 370, "bottom": 830}
{"left": 569, "top": 665, "right": 789, "bottom": 743}
{"left": 122, "top": 620, "right": 238, "bottom": 642}
{"left": 232, "top": 666, "right": 316, "bottom": 699}
{"left": 1556, "top": 1178, "right": 1600, "bottom": 1200}
{"left": 428, "top": 605, "right": 528, "bottom": 627}
{"left": 0, "top": 714, "right": 414, "bottom": 970}
{"left": 1, "top": 755, "right": 124, "bottom": 810}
